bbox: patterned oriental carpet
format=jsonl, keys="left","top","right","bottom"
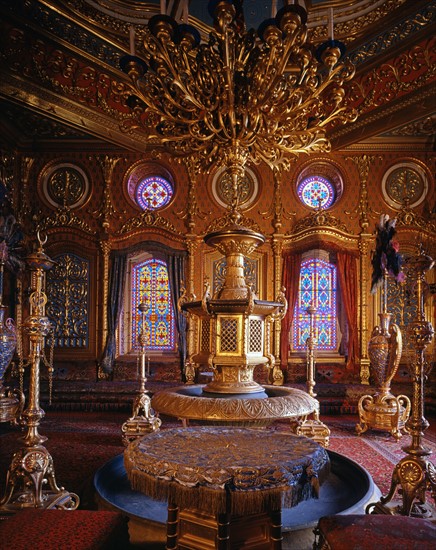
{"left": 0, "top": 411, "right": 435, "bottom": 512}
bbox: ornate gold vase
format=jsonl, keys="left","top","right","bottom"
{"left": 356, "top": 303, "right": 410, "bottom": 439}
{"left": 367, "top": 246, "right": 435, "bottom": 517}
{"left": 0, "top": 259, "right": 24, "bottom": 424}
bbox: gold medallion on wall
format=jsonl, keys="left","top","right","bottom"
{"left": 39, "top": 162, "right": 90, "bottom": 210}
{"left": 211, "top": 166, "right": 259, "bottom": 210}
{"left": 381, "top": 161, "right": 429, "bottom": 210}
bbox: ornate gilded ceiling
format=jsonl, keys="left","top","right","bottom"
{"left": 0, "top": 0, "right": 434, "bottom": 152}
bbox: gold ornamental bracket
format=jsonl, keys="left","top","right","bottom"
{"left": 119, "top": 2, "right": 356, "bottom": 175}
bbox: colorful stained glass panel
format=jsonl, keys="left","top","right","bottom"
{"left": 135, "top": 176, "right": 173, "bottom": 210}
{"left": 132, "top": 259, "right": 175, "bottom": 350}
{"left": 297, "top": 176, "right": 335, "bottom": 209}
{"left": 292, "top": 258, "right": 337, "bottom": 351}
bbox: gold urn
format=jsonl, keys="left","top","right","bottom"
{"left": 356, "top": 311, "right": 410, "bottom": 439}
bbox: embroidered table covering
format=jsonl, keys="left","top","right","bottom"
{"left": 124, "top": 426, "right": 330, "bottom": 515}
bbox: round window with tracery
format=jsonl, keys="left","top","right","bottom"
{"left": 135, "top": 176, "right": 173, "bottom": 210}
{"left": 297, "top": 176, "right": 335, "bottom": 209}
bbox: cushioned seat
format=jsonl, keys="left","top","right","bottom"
{"left": 315, "top": 513, "right": 436, "bottom": 550}
{"left": 0, "top": 509, "right": 130, "bottom": 549}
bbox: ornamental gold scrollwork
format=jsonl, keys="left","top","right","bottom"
{"left": 290, "top": 210, "right": 348, "bottom": 234}
{"left": 206, "top": 213, "right": 261, "bottom": 235}
{"left": 347, "top": 37, "right": 436, "bottom": 116}
{"left": 119, "top": 211, "right": 177, "bottom": 234}
{"left": 396, "top": 200, "right": 436, "bottom": 233}
{"left": 46, "top": 253, "right": 89, "bottom": 349}
{"left": 344, "top": 2, "right": 434, "bottom": 67}
{"left": 36, "top": 207, "right": 94, "bottom": 235}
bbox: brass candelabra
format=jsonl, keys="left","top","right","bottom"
{"left": 306, "top": 305, "right": 317, "bottom": 397}
{"left": 292, "top": 305, "right": 331, "bottom": 447}
{"left": 367, "top": 246, "right": 435, "bottom": 517}
{"left": 0, "top": 234, "right": 79, "bottom": 512}
{"left": 121, "top": 301, "right": 161, "bottom": 446}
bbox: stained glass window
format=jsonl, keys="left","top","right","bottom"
{"left": 131, "top": 258, "right": 175, "bottom": 351}
{"left": 135, "top": 176, "right": 173, "bottom": 210}
{"left": 297, "top": 176, "right": 335, "bottom": 209}
{"left": 292, "top": 258, "right": 337, "bottom": 351}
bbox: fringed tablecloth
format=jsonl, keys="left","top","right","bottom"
{"left": 124, "top": 426, "right": 330, "bottom": 516}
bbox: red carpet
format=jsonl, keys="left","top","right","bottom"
{"left": 1, "top": 411, "right": 435, "bottom": 509}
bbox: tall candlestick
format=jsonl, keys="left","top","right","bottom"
{"left": 129, "top": 25, "right": 135, "bottom": 56}
{"left": 328, "top": 8, "right": 334, "bottom": 40}
{"left": 160, "top": 0, "right": 165, "bottom": 15}
{"left": 271, "top": 0, "right": 277, "bottom": 18}
{"left": 183, "top": 0, "right": 188, "bottom": 24}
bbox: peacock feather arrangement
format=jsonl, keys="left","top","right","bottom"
{"left": 370, "top": 214, "right": 405, "bottom": 294}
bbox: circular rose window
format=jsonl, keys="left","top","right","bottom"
{"left": 297, "top": 175, "right": 335, "bottom": 209}
{"left": 135, "top": 175, "right": 173, "bottom": 210}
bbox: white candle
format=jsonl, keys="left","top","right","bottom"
{"left": 160, "top": 0, "right": 165, "bottom": 15}
{"left": 328, "top": 8, "right": 334, "bottom": 40}
{"left": 271, "top": 0, "right": 277, "bottom": 18}
{"left": 129, "top": 25, "right": 135, "bottom": 56}
{"left": 183, "top": 0, "right": 188, "bottom": 23}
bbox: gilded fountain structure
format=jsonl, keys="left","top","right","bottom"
{"left": 152, "top": 205, "right": 324, "bottom": 434}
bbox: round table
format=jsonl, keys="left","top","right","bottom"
{"left": 124, "top": 426, "right": 330, "bottom": 549}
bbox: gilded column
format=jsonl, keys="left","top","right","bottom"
{"left": 94, "top": 155, "right": 123, "bottom": 230}
{"left": 94, "top": 156, "right": 122, "bottom": 380}
{"left": 179, "top": 158, "right": 207, "bottom": 381}
{"left": 262, "top": 168, "right": 295, "bottom": 384}
{"left": 99, "top": 239, "right": 111, "bottom": 380}
{"left": 271, "top": 236, "right": 284, "bottom": 385}
{"left": 358, "top": 237, "right": 371, "bottom": 384}
{"left": 183, "top": 238, "right": 199, "bottom": 383}
{"left": 347, "top": 155, "right": 379, "bottom": 384}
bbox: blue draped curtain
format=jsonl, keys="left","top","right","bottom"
{"left": 166, "top": 252, "right": 187, "bottom": 378}
{"left": 100, "top": 243, "right": 187, "bottom": 376}
{"left": 100, "top": 252, "right": 127, "bottom": 374}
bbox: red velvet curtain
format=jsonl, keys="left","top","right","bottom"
{"left": 280, "top": 253, "right": 302, "bottom": 369}
{"left": 336, "top": 251, "right": 359, "bottom": 372}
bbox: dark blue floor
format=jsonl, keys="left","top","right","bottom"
{"left": 94, "top": 450, "right": 380, "bottom": 531}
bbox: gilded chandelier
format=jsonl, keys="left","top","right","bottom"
{"left": 120, "top": 1, "right": 356, "bottom": 177}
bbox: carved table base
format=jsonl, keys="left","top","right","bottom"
{"left": 167, "top": 504, "right": 282, "bottom": 550}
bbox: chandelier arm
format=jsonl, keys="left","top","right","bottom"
{"left": 256, "top": 27, "right": 307, "bottom": 105}
{"left": 119, "top": 3, "right": 357, "bottom": 172}
{"left": 139, "top": 35, "right": 209, "bottom": 119}
{"left": 219, "top": 19, "right": 238, "bottom": 140}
